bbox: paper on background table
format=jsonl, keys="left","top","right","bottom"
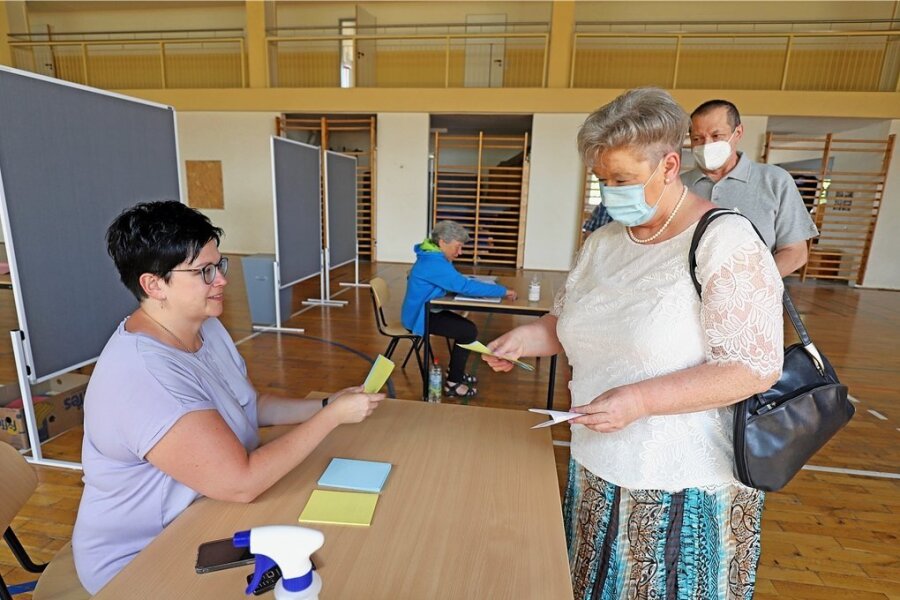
{"left": 454, "top": 295, "right": 502, "bottom": 303}
{"left": 363, "top": 354, "right": 395, "bottom": 393}
{"left": 318, "top": 458, "right": 392, "bottom": 493}
{"left": 469, "top": 275, "right": 498, "bottom": 283}
{"left": 528, "top": 408, "right": 582, "bottom": 429}
{"left": 457, "top": 341, "right": 535, "bottom": 372}
{"left": 298, "top": 489, "right": 379, "bottom": 527}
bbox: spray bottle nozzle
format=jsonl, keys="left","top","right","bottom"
{"left": 233, "top": 526, "right": 324, "bottom": 598}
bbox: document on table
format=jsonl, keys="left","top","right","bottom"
{"left": 457, "top": 341, "right": 535, "bottom": 372}
{"left": 363, "top": 354, "right": 395, "bottom": 393}
{"left": 528, "top": 408, "right": 582, "bottom": 429}
{"left": 454, "top": 294, "right": 502, "bottom": 303}
{"left": 318, "top": 458, "right": 392, "bottom": 494}
{"left": 469, "top": 275, "right": 498, "bottom": 283}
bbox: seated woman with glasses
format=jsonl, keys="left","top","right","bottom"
{"left": 72, "top": 201, "right": 384, "bottom": 594}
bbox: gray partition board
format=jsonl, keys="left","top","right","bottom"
{"left": 325, "top": 151, "right": 358, "bottom": 269}
{"left": 0, "top": 67, "right": 181, "bottom": 382}
{"left": 272, "top": 137, "right": 323, "bottom": 287}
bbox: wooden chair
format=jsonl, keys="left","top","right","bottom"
{"left": 0, "top": 442, "right": 90, "bottom": 600}
{"left": 369, "top": 277, "right": 423, "bottom": 372}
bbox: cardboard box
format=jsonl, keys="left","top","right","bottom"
{"left": 0, "top": 373, "right": 89, "bottom": 450}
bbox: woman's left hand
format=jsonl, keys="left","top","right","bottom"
{"left": 570, "top": 385, "right": 648, "bottom": 433}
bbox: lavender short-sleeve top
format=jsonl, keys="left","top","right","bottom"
{"left": 72, "top": 317, "right": 259, "bottom": 594}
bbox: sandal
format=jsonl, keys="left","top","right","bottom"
{"left": 447, "top": 371, "right": 477, "bottom": 385}
{"left": 444, "top": 381, "right": 477, "bottom": 398}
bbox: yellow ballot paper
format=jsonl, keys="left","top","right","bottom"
{"left": 363, "top": 354, "right": 395, "bottom": 393}
{"left": 457, "top": 341, "right": 535, "bottom": 372}
{"left": 299, "top": 489, "right": 379, "bottom": 527}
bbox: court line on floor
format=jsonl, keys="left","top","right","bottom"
{"left": 867, "top": 409, "right": 888, "bottom": 421}
{"left": 231, "top": 286, "right": 397, "bottom": 396}
{"left": 802, "top": 465, "right": 900, "bottom": 480}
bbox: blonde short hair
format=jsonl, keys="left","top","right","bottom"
{"left": 577, "top": 87, "right": 689, "bottom": 167}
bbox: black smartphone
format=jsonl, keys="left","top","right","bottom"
{"left": 245, "top": 560, "right": 315, "bottom": 596}
{"left": 195, "top": 538, "right": 255, "bottom": 574}
{"left": 246, "top": 564, "right": 281, "bottom": 596}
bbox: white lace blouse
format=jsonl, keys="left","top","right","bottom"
{"left": 554, "top": 216, "right": 784, "bottom": 491}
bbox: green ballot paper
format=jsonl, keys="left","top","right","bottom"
{"left": 363, "top": 354, "right": 395, "bottom": 393}
{"left": 457, "top": 341, "right": 535, "bottom": 372}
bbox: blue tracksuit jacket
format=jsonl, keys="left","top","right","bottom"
{"left": 400, "top": 243, "right": 507, "bottom": 335}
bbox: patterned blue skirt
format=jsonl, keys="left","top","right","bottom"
{"left": 563, "top": 459, "right": 764, "bottom": 600}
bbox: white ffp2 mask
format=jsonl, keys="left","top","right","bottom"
{"left": 692, "top": 130, "right": 736, "bottom": 171}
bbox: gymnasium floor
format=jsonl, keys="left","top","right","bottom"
{"left": 0, "top": 258, "right": 898, "bottom": 599}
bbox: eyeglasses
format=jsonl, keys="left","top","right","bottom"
{"left": 170, "top": 257, "right": 229, "bottom": 285}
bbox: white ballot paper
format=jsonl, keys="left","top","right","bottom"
{"left": 529, "top": 408, "right": 582, "bottom": 429}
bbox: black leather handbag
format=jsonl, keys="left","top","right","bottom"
{"left": 689, "top": 208, "right": 854, "bottom": 492}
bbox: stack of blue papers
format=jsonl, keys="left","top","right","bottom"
{"left": 317, "top": 458, "right": 393, "bottom": 494}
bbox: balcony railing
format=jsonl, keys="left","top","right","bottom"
{"left": 5, "top": 20, "right": 900, "bottom": 93}
{"left": 8, "top": 30, "right": 246, "bottom": 89}
{"left": 572, "top": 28, "right": 900, "bottom": 92}
{"left": 267, "top": 31, "right": 549, "bottom": 88}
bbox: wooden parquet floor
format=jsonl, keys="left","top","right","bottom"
{"left": 0, "top": 258, "right": 898, "bottom": 599}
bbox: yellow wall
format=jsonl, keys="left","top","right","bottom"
{"left": 573, "top": 1, "right": 898, "bottom": 24}
{"left": 25, "top": 3, "right": 245, "bottom": 33}
{"left": 573, "top": 47, "right": 887, "bottom": 91}
{"left": 275, "top": 1, "right": 553, "bottom": 30}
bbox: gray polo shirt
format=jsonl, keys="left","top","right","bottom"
{"left": 682, "top": 153, "right": 818, "bottom": 250}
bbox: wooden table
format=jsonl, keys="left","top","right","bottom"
{"left": 93, "top": 399, "right": 572, "bottom": 599}
{"left": 423, "top": 272, "right": 564, "bottom": 409}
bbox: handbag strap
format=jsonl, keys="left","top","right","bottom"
{"left": 688, "top": 208, "right": 822, "bottom": 363}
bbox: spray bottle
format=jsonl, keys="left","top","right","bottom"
{"left": 233, "top": 525, "right": 324, "bottom": 599}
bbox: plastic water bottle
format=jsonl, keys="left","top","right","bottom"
{"left": 528, "top": 275, "right": 541, "bottom": 302}
{"left": 427, "top": 359, "right": 442, "bottom": 403}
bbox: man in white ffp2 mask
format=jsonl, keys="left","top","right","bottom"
{"left": 681, "top": 100, "right": 819, "bottom": 277}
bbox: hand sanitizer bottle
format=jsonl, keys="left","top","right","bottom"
{"left": 528, "top": 275, "right": 541, "bottom": 302}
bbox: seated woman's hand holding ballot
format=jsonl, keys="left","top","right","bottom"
{"left": 71, "top": 201, "right": 384, "bottom": 594}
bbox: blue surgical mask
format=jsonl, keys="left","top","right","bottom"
{"left": 599, "top": 160, "right": 667, "bottom": 226}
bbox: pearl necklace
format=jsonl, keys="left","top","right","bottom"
{"left": 627, "top": 186, "right": 689, "bottom": 244}
{"left": 140, "top": 307, "right": 200, "bottom": 353}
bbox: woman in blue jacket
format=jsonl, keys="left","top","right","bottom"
{"left": 401, "top": 221, "right": 516, "bottom": 398}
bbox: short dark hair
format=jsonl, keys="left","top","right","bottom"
{"left": 690, "top": 99, "right": 741, "bottom": 129}
{"left": 106, "top": 200, "right": 223, "bottom": 300}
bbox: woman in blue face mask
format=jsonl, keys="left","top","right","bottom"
{"left": 482, "top": 88, "right": 785, "bottom": 599}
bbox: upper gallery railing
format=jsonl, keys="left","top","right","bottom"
{"left": 7, "top": 29, "right": 246, "bottom": 89}
{"left": 572, "top": 19, "right": 900, "bottom": 91}
{"left": 6, "top": 19, "right": 900, "bottom": 92}
{"left": 267, "top": 22, "right": 550, "bottom": 88}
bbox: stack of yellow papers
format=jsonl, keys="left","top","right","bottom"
{"left": 298, "top": 489, "right": 379, "bottom": 527}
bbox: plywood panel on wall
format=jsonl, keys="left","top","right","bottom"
{"left": 186, "top": 160, "right": 224, "bottom": 209}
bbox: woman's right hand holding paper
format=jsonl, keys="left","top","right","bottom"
{"left": 483, "top": 331, "right": 528, "bottom": 372}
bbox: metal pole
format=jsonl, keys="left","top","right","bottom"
{"left": 10, "top": 331, "right": 81, "bottom": 469}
